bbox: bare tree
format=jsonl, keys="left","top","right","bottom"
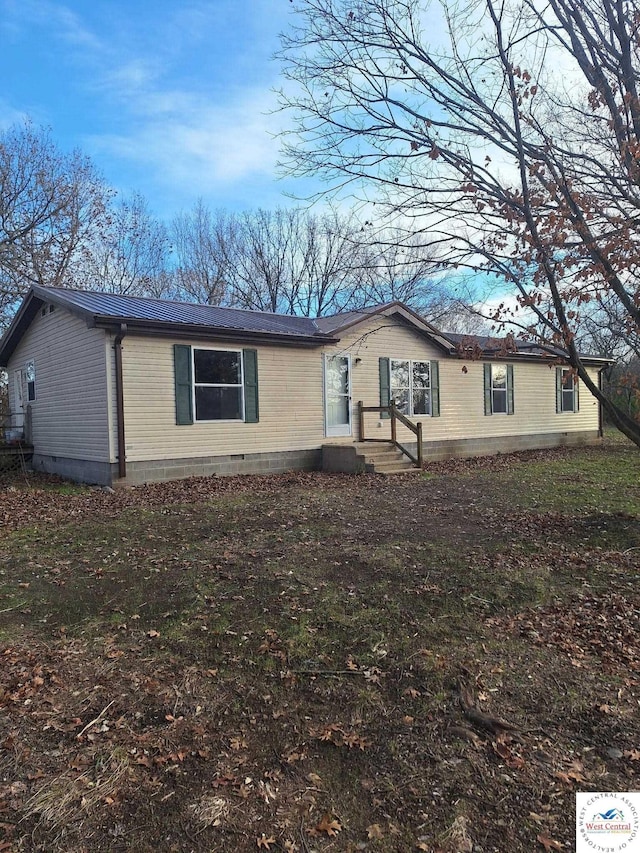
{"left": 80, "top": 192, "right": 171, "bottom": 297}
{"left": 172, "top": 200, "right": 235, "bottom": 306}
{"left": 173, "top": 203, "right": 458, "bottom": 318}
{"left": 279, "top": 0, "right": 640, "bottom": 446}
{"left": 0, "top": 122, "right": 108, "bottom": 325}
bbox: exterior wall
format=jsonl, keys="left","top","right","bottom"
{"left": 7, "top": 307, "right": 111, "bottom": 469}
{"left": 117, "top": 334, "right": 327, "bottom": 465}
{"left": 112, "top": 314, "right": 601, "bottom": 484}
{"left": 330, "top": 316, "right": 601, "bottom": 444}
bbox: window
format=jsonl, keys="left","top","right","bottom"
{"left": 193, "top": 349, "right": 243, "bottom": 421}
{"left": 173, "top": 345, "right": 259, "bottom": 426}
{"left": 387, "top": 359, "right": 439, "bottom": 416}
{"left": 25, "top": 360, "right": 36, "bottom": 402}
{"left": 491, "top": 364, "right": 507, "bottom": 413}
{"left": 484, "top": 363, "right": 514, "bottom": 415}
{"left": 557, "top": 367, "right": 579, "bottom": 413}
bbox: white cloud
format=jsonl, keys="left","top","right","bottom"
{"left": 90, "top": 87, "right": 282, "bottom": 192}
{"left": 0, "top": 0, "right": 299, "bottom": 212}
{"left": 3, "top": 0, "right": 103, "bottom": 53}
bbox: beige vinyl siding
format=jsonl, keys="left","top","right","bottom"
{"left": 119, "top": 314, "right": 600, "bottom": 464}
{"left": 120, "top": 335, "right": 326, "bottom": 462}
{"left": 326, "top": 317, "right": 601, "bottom": 443}
{"left": 7, "top": 307, "right": 111, "bottom": 461}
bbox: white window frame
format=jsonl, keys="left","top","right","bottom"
{"left": 490, "top": 364, "right": 508, "bottom": 415}
{"left": 560, "top": 367, "right": 578, "bottom": 413}
{"left": 192, "top": 347, "right": 245, "bottom": 423}
{"left": 390, "top": 358, "right": 432, "bottom": 417}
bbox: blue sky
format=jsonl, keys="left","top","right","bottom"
{"left": 0, "top": 0, "right": 307, "bottom": 220}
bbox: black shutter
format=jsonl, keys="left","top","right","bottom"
{"left": 556, "top": 367, "right": 563, "bottom": 413}
{"left": 243, "top": 349, "right": 259, "bottom": 423}
{"left": 379, "top": 357, "right": 390, "bottom": 419}
{"left": 430, "top": 360, "right": 440, "bottom": 417}
{"left": 174, "top": 344, "right": 193, "bottom": 425}
{"left": 484, "top": 363, "right": 492, "bottom": 415}
{"left": 507, "top": 364, "right": 514, "bottom": 415}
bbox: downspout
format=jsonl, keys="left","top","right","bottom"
{"left": 114, "top": 324, "right": 127, "bottom": 479}
{"left": 598, "top": 368, "right": 604, "bottom": 438}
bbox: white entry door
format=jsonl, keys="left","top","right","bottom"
{"left": 324, "top": 354, "right": 352, "bottom": 437}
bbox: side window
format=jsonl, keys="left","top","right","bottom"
{"left": 484, "top": 363, "right": 514, "bottom": 415}
{"left": 173, "top": 345, "right": 259, "bottom": 425}
{"left": 557, "top": 367, "right": 579, "bottom": 413}
{"left": 388, "top": 359, "right": 439, "bottom": 417}
{"left": 193, "top": 349, "right": 243, "bottom": 421}
{"left": 491, "top": 364, "right": 507, "bottom": 413}
{"left": 390, "top": 359, "right": 410, "bottom": 415}
{"left": 25, "top": 360, "right": 36, "bottom": 402}
{"left": 412, "top": 362, "right": 431, "bottom": 415}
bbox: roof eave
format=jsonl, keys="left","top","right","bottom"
{"left": 93, "top": 317, "right": 338, "bottom": 347}
{"left": 0, "top": 290, "right": 46, "bottom": 367}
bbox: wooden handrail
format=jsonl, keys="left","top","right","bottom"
{"left": 357, "top": 401, "right": 423, "bottom": 468}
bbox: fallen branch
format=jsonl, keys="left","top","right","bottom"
{"left": 0, "top": 601, "right": 27, "bottom": 614}
{"left": 289, "top": 669, "right": 367, "bottom": 676}
{"left": 457, "top": 680, "right": 518, "bottom": 735}
{"left": 76, "top": 699, "right": 116, "bottom": 739}
{"left": 448, "top": 725, "right": 483, "bottom": 748}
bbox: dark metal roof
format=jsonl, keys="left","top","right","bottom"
{"left": 443, "top": 332, "right": 613, "bottom": 363}
{"left": 40, "top": 286, "right": 326, "bottom": 337}
{"left": 0, "top": 285, "right": 614, "bottom": 367}
{"left": 444, "top": 332, "right": 540, "bottom": 353}
{"left": 314, "top": 305, "right": 385, "bottom": 333}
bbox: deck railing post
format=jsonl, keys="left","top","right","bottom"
{"left": 416, "top": 420, "right": 423, "bottom": 469}
{"left": 390, "top": 404, "right": 397, "bottom": 445}
{"left": 358, "top": 401, "right": 364, "bottom": 441}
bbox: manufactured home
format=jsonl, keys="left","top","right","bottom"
{"left": 0, "top": 286, "right": 608, "bottom": 485}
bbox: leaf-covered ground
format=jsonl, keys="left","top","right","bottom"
{"left": 0, "top": 436, "right": 639, "bottom": 852}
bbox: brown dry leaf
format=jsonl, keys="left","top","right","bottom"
{"left": 309, "top": 814, "right": 342, "bottom": 837}
{"left": 554, "top": 770, "right": 572, "bottom": 785}
{"left": 367, "top": 823, "right": 384, "bottom": 840}
{"left": 566, "top": 759, "right": 587, "bottom": 783}
{"left": 146, "top": 630, "right": 160, "bottom": 638}
{"left": 256, "top": 835, "right": 276, "bottom": 850}
{"left": 537, "top": 833, "right": 563, "bottom": 851}
{"left": 624, "top": 749, "right": 640, "bottom": 761}
{"left": 492, "top": 739, "right": 525, "bottom": 769}
{"left": 554, "top": 759, "right": 586, "bottom": 785}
